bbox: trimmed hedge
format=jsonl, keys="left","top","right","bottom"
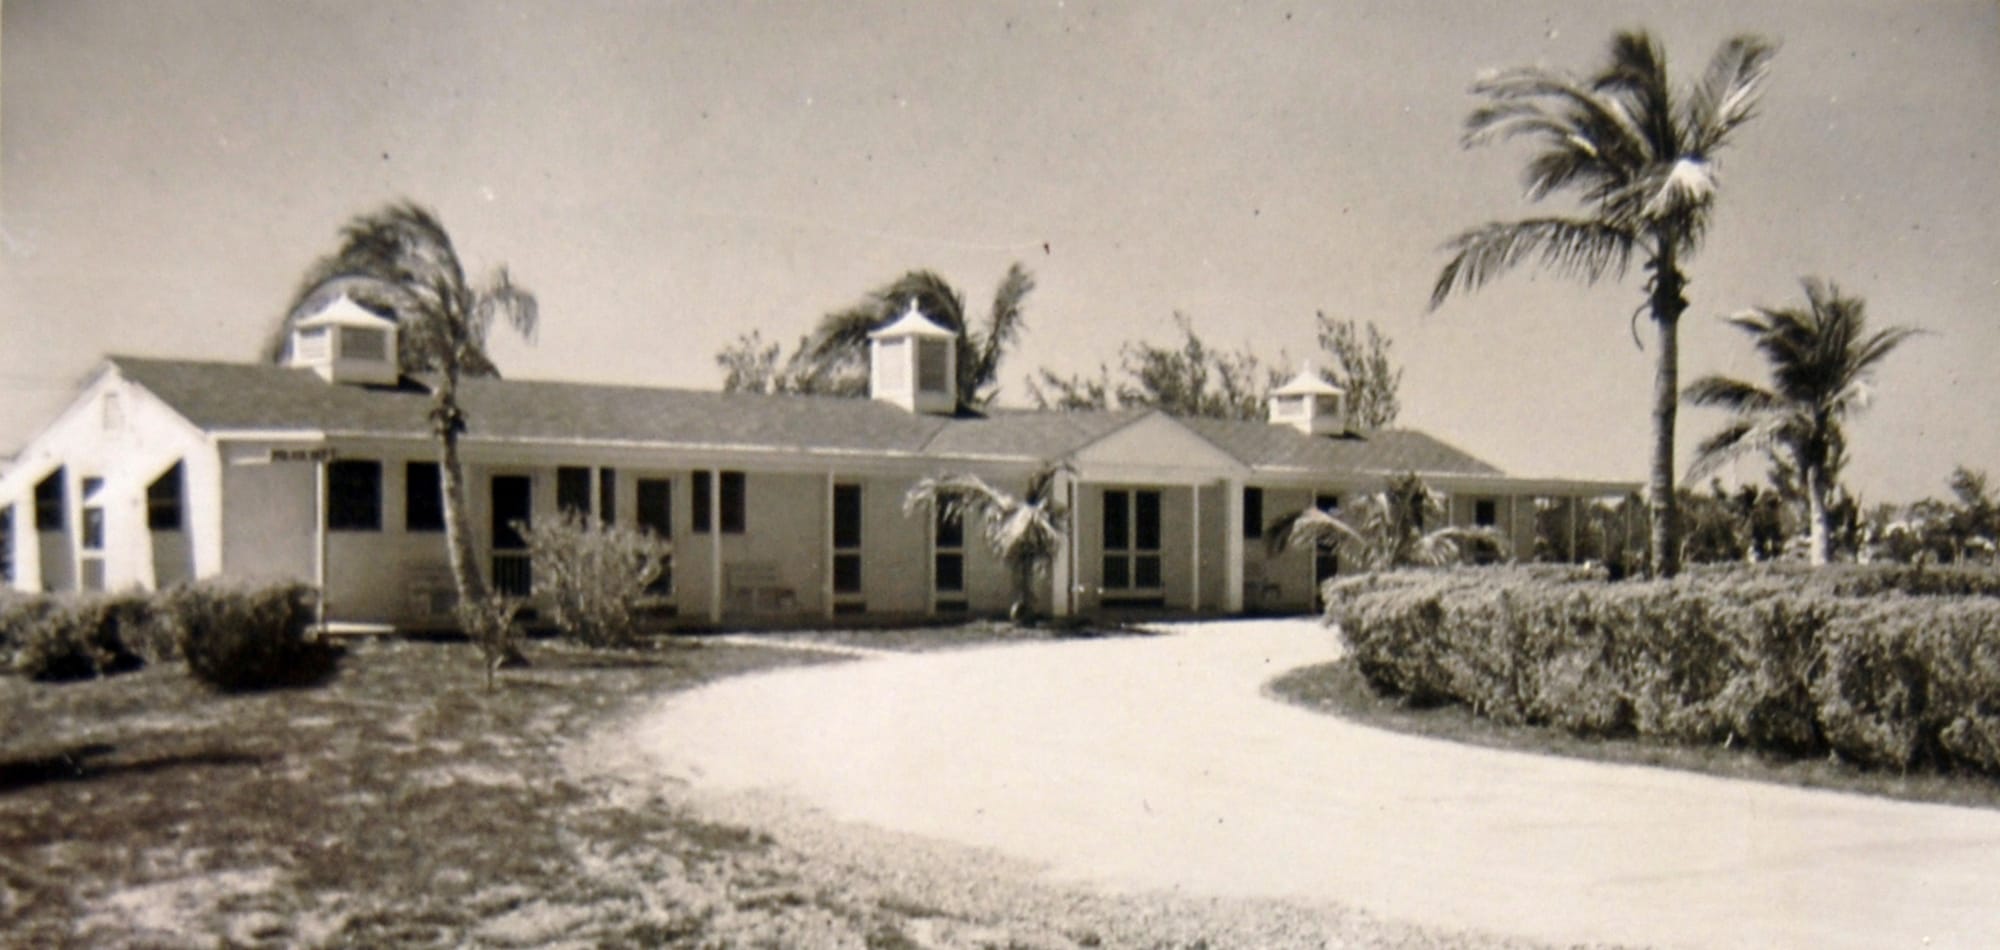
{"left": 2, "top": 582, "right": 341, "bottom": 691}
{"left": 173, "top": 582, "right": 341, "bottom": 692}
{"left": 1331, "top": 565, "right": 2000, "bottom": 776}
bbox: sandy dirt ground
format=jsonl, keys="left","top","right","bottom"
{"left": 600, "top": 619, "right": 2000, "bottom": 949}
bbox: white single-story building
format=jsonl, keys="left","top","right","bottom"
{"left": 0, "top": 297, "right": 1633, "bottom": 627}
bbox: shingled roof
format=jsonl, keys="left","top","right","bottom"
{"left": 108, "top": 356, "right": 1508, "bottom": 476}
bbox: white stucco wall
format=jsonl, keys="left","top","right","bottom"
{"left": 0, "top": 366, "right": 217, "bottom": 594}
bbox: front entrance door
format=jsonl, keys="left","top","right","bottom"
{"left": 491, "top": 475, "right": 532, "bottom": 596}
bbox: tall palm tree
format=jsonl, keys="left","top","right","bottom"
{"left": 901, "top": 465, "right": 1068, "bottom": 622}
{"left": 806, "top": 264, "right": 1035, "bottom": 410}
{"left": 283, "top": 201, "right": 538, "bottom": 611}
{"left": 1265, "top": 472, "right": 1508, "bottom": 572}
{"left": 1684, "top": 278, "right": 1916, "bottom": 565}
{"left": 1430, "top": 31, "right": 1777, "bottom": 577}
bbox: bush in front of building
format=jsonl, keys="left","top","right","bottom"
{"left": 1329, "top": 565, "right": 2000, "bottom": 776}
{"left": 1813, "top": 599, "right": 2000, "bottom": 774}
{"left": 7, "top": 593, "right": 154, "bottom": 682}
{"left": 518, "top": 511, "right": 671, "bottom": 648}
{"left": 171, "top": 581, "right": 342, "bottom": 692}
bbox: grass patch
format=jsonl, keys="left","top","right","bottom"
{"left": 1269, "top": 657, "right": 2000, "bottom": 812}
{"left": 0, "top": 636, "right": 1014, "bottom": 947}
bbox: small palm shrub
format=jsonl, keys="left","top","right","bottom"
{"left": 172, "top": 581, "right": 341, "bottom": 692}
{"left": 518, "top": 512, "right": 671, "bottom": 647}
{"left": 457, "top": 593, "right": 525, "bottom": 690}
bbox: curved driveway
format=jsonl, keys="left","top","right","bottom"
{"left": 625, "top": 620, "right": 2000, "bottom": 948}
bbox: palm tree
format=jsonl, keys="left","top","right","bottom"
{"left": 1430, "top": 31, "right": 1778, "bottom": 577}
{"left": 1683, "top": 278, "right": 1917, "bottom": 565}
{"left": 805, "top": 265, "right": 1035, "bottom": 409}
{"left": 283, "top": 201, "right": 538, "bottom": 613}
{"left": 901, "top": 466, "right": 1068, "bottom": 622}
{"left": 1264, "top": 473, "right": 1508, "bottom": 572}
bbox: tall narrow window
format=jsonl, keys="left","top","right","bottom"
{"left": 80, "top": 478, "right": 106, "bottom": 551}
{"left": 720, "top": 471, "right": 746, "bottom": 534}
{"left": 933, "top": 504, "right": 966, "bottom": 612}
{"left": 637, "top": 477, "right": 672, "bottom": 595}
{"left": 692, "top": 471, "right": 712, "bottom": 532}
{"left": 147, "top": 462, "right": 185, "bottom": 531}
{"left": 1314, "top": 493, "right": 1341, "bottom": 594}
{"left": 832, "top": 483, "right": 863, "bottom": 605}
{"left": 34, "top": 469, "right": 64, "bottom": 531}
{"left": 328, "top": 460, "right": 382, "bottom": 531}
{"left": 490, "top": 475, "right": 533, "bottom": 596}
{"left": 0, "top": 505, "right": 13, "bottom": 584}
{"left": 692, "top": 470, "right": 746, "bottom": 534}
{"left": 1242, "top": 487, "right": 1264, "bottom": 540}
{"left": 1102, "top": 489, "right": 1162, "bottom": 593}
{"left": 405, "top": 461, "right": 444, "bottom": 532}
{"left": 557, "top": 466, "right": 593, "bottom": 518}
{"left": 598, "top": 468, "right": 617, "bottom": 523}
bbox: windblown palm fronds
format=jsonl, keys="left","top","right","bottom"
{"left": 284, "top": 201, "right": 539, "bottom": 613}
{"left": 1431, "top": 30, "right": 1777, "bottom": 577}
{"left": 902, "top": 466, "right": 1069, "bottom": 621}
{"left": 1684, "top": 277, "right": 1918, "bottom": 565}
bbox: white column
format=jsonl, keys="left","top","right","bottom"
{"left": 1189, "top": 484, "right": 1202, "bottom": 612}
{"left": 1223, "top": 478, "right": 1244, "bottom": 613}
{"left": 708, "top": 468, "right": 723, "bottom": 624}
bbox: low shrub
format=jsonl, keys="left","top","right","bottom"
{"left": 1332, "top": 565, "right": 2000, "bottom": 776}
{"left": 518, "top": 511, "right": 671, "bottom": 648}
{"left": 172, "top": 581, "right": 341, "bottom": 692}
{"left": 1813, "top": 600, "right": 2000, "bottom": 775}
{"left": 9, "top": 593, "right": 153, "bottom": 682}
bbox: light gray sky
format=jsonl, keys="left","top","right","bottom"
{"left": 3, "top": 0, "right": 1996, "bottom": 502}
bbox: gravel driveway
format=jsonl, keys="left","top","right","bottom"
{"left": 609, "top": 619, "right": 2000, "bottom": 949}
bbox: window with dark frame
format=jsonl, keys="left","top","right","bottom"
{"left": 1314, "top": 492, "right": 1341, "bottom": 591}
{"left": 692, "top": 470, "right": 747, "bottom": 534}
{"left": 33, "top": 469, "right": 63, "bottom": 531}
{"left": 405, "top": 461, "right": 444, "bottom": 532}
{"left": 637, "top": 477, "right": 672, "bottom": 595}
{"left": 1102, "top": 488, "right": 1162, "bottom": 591}
{"left": 720, "top": 471, "right": 746, "bottom": 533}
{"left": 1243, "top": 486, "right": 1263, "bottom": 539}
{"left": 832, "top": 483, "right": 863, "bottom": 596}
{"left": 0, "top": 505, "right": 12, "bottom": 584}
{"left": 328, "top": 460, "right": 383, "bottom": 531}
{"left": 80, "top": 478, "right": 105, "bottom": 551}
{"left": 933, "top": 505, "right": 965, "bottom": 601}
{"left": 147, "top": 462, "right": 185, "bottom": 531}
{"left": 1475, "top": 498, "right": 1498, "bottom": 527}
{"left": 557, "top": 466, "right": 593, "bottom": 518}
{"left": 599, "top": 468, "right": 617, "bottom": 523}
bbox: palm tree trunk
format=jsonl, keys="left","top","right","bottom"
{"left": 1805, "top": 465, "right": 1831, "bottom": 566}
{"left": 437, "top": 381, "right": 488, "bottom": 612}
{"left": 1009, "top": 557, "right": 1035, "bottom": 624}
{"left": 1647, "top": 247, "right": 1688, "bottom": 578}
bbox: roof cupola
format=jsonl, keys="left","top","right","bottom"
{"left": 1268, "top": 362, "right": 1348, "bottom": 436}
{"left": 867, "top": 298, "right": 957, "bottom": 414}
{"left": 287, "top": 294, "right": 400, "bottom": 386}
